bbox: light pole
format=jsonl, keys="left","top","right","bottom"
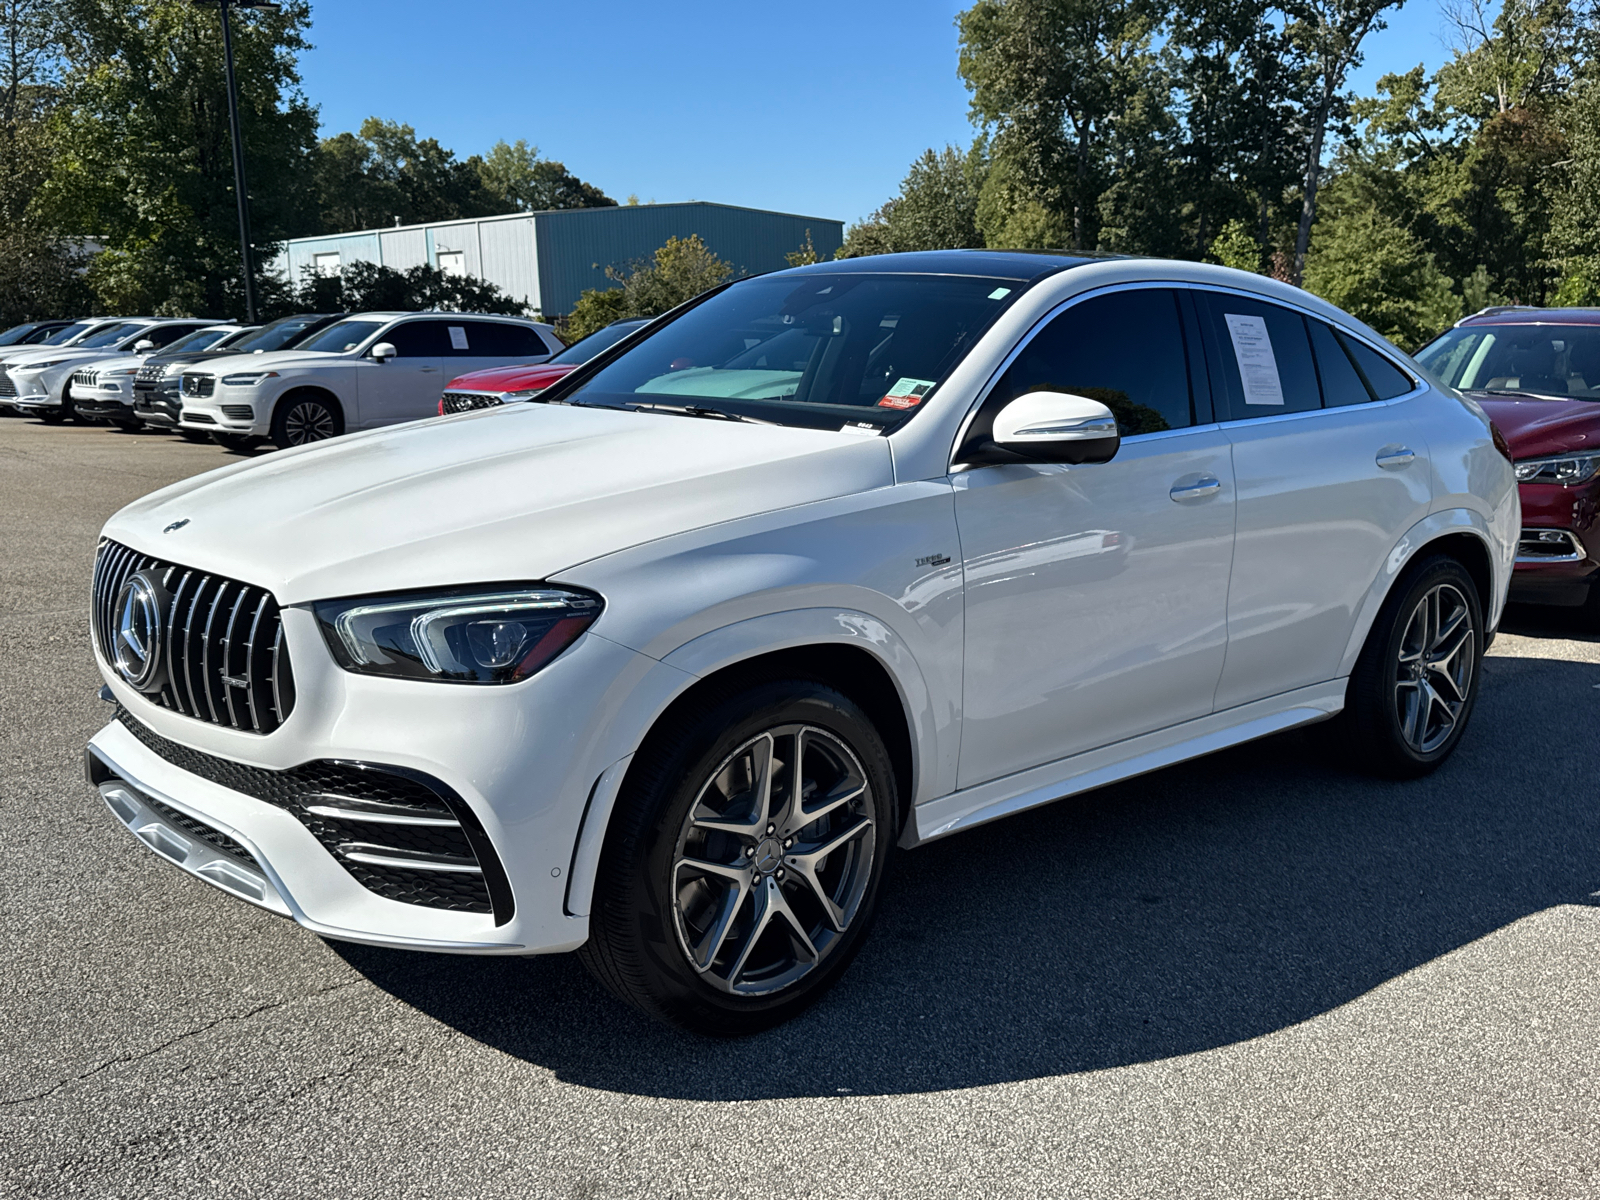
{"left": 194, "top": 0, "right": 278, "bottom": 323}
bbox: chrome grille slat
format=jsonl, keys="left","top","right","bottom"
{"left": 93, "top": 542, "right": 293, "bottom": 734}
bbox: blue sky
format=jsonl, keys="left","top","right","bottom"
{"left": 299, "top": 0, "right": 1466, "bottom": 228}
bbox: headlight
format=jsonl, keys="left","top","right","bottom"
{"left": 313, "top": 585, "right": 602, "bottom": 684}
{"left": 14, "top": 358, "right": 65, "bottom": 372}
{"left": 221, "top": 371, "right": 279, "bottom": 386}
{"left": 1513, "top": 452, "right": 1600, "bottom": 485}
{"left": 502, "top": 387, "right": 550, "bottom": 402}
{"left": 106, "top": 367, "right": 140, "bottom": 377}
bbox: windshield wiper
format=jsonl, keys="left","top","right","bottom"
{"left": 1476, "top": 387, "right": 1565, "bottom": 399}
{"left": 628, "top": 402, "right": 772, "bottom": 424}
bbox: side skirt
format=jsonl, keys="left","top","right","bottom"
{"left": 904, "top": 679, "right": 1346, "bottom": 847}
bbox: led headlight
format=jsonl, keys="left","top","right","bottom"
{"left": 313, "top": 585, "right": 602, "bottom": 684}
{"left": 221, "top": 371, "right": 279, "bottom": 386}
{"left": 14, "top": 358, "right": 66, "bottom": 372}
{"left": 502, "top": 387, "right": 550, "bottom": 402}
{"left": 1513, "top": 452, "right": 1600, "bottom": 486}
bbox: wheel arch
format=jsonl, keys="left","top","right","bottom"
{"left": 1338, "top": 511, "right": 1504, "bottom": 678}
{"left": 271, "top": 385, "right": 346, "bottom": 435}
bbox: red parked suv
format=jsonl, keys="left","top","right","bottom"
{"left": 1417, "top": 307, "right": 1600, "bottom": 616}
{"left": 439, "top": 318, "right": 650, "bottom": 414}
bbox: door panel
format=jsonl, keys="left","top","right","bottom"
{"left": 1193, "top": 291, "right": 1434, "bottom": 709}
{"left": 952, "top": 286, "right": 1235, "bottom": 789}
{"left": 356, "top": 320, "right": 446, "bottom": 426}
{"left": 954, "top": 430, "right": 1237, "bottom": 786}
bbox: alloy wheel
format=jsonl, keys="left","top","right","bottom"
{"left": 283, "top": 400, "right": 336, "bottom": 444}
{"left": 671, "top": 724, "right": 877, "bottom": 996}
{"left": 1393, "top": 581, "right": 1476, "bottom": 754}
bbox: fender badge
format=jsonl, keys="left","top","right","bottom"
{"left": 915, "top": 554, "right": 952, "bottom": 568}
{"left": 163, "top": 519, "right": 190, "bottom": 533}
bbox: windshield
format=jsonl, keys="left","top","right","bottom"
{"left": 52, "top": 321, "right": 103, "bottom": 345}
{"left": 292, "top": 318, "right": 387, "bottom": 354}
{"left": 548, "top": 320, "right": 649, "bottom": 365}
{"left": 563, "top": 273, "right": 1024, "bottom": 430}
{"left": 1416, "top": 323, "right": 1600, "bottom": 399}
{"left": 0, "top": 324, "right": 42, "bottom": 346}
{"left": 230, "top": 315, "right": 328, "bottom": 352}
{"left": 160, "top": 327, "right": 234, "bottom": 354}
{"left": 79, "top": 322, "right": 147, "bottom": 349}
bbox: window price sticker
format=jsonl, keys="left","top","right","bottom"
{"left": 878, "top": 377, "right": 936, "bottom": 410}
{"left": 449, "top": 326, "right": 470, "bottom": 351}
{"left": 1224, "top": 314, "right": 1285, "bottom": 405}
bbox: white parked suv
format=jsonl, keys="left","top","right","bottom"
{"left": 86, "top": 251, "right": 1517, "bottom": 1033}
{"left": 176, "top": 311, "right": 563, "bottom": 449}
{"left": 4, "top": 318, "right": 215, "bottom": 422}
{"left": 71, "top": 325, "right": 253, "bottom": 430}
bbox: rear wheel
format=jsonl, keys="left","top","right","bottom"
{"left": 1341, "top": 554, "right": 1483, "bottom": 778}
{"left": 580, "top": 679, "right": 896, "bottom": 1035}
{"left": 271, "top": 392, "right": 342, "bottom": 449}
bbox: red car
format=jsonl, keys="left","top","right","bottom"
{"left": 1417, "top": 307, "right": 1600, "bottom": 616}
{"left": 439, "top": 318, "right": 650, "bottom": 414}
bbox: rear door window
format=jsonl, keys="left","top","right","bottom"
{"left": 983, "top": 288, "right": 1199, "bottom": 436}
{"left": 1194, "top": 291, "right": 1320, "bottom": 419}
{"left": 385, "top": 321, "right": 451, "bottom": 357}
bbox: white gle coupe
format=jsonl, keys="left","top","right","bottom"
{"left": 86, "top": 252, "right": 1517, "bottom": 1033}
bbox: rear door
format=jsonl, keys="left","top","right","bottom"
{"left": 355, "top": 319, "right": 447, "bottom": 426}
{"left": 1192, "top": 289, "right": 1434, "bottom": 709}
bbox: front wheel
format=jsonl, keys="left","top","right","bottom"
{"left": 271, "top": 393, "right": 342, "bottom": 449}
{"left": 1341, "top": 554, "right": 1483, "bottom": 778}
{"left": 580, "top": 679, "right": 896, "bottom": 1034}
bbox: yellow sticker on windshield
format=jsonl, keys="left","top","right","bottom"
{"left": 878, "top": 377, "right": 936, "bottom": 410}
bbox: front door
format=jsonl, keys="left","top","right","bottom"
{"left": 356, "top": 319, "right": 447, "bottom": 427}
{"left": 953, "top": 287, "right": 1237, "bottom": 789}
{"left": 1190, "top": 289, "right": 1435, "bottom": 709}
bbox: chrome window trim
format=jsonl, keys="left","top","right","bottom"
{"left": 948, "top": 278, "right": 1428, "bottom": 469}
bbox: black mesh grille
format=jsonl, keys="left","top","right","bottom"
{"left": 0, "top": 370, "right": 15, "bottom": 398}
{"left": 92, "top": 540, "right": 295, "bottom": 734}
{"left": 115, "top": 707, "right": 502, "bottom": 917}
{"left": 142, "top": 793, "right": 262, "bottom": 871}
{"left": 440, "top": 391, "right": 503, "bottom": 414}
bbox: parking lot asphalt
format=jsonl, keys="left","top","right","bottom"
{"left": 3, "top": 416, "right": 1600, "bottom": 1199}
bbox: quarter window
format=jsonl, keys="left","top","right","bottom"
{"left": 1195, "top": 292, "right": 1320, "bottom": 419}
{"left": 463, "top": 322, "right": 548, "bottom": 356}
{"left": 1308, "top": 319, "right": 1373, "bottom": 407}
{"left": 985, "top": 289, "right": 1197, "bottom": 435}
{"left": 1342, "top": 334, "right": 1414, "bottom": 400}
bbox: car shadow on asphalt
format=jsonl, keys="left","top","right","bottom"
{"left": 333, "top": 648, "right": 1600, "bottom": 1100}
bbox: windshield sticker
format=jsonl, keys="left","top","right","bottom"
{"left": 838, "top": 422, "right": 883, "bottom": 437}
{"left": 988, "top": 287, "right": 1012, "bottom": 300}
{"left": 448, "top": 326, "right": 470, "bottom": 351}
{"left": 1224, "top": 314, "right": 1284, "bottom": 405}
{"left": 878, "top": 377, "right": 936, "bottom": 410}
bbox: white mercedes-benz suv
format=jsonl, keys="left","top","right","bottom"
{"left": 176, "top": 311, "right": 563, "bottom": 450}
{"left": 86, "top": 251, "right": 1517, "bottom": 1033}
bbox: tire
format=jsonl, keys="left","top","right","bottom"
{"left": 1341, "top": 554, "right": 1484, "bottom": 778}
{"left": 580, "top": 678, "right": 897, "bottom": 1035}
{"left": 36, "top": 408, "right": 66, "bottom": 425}
{"left": 271, "top": 392, "right": 343, "bottom": 449}
{"left": 211, "top": 432, "right": 257, "bottom": 452}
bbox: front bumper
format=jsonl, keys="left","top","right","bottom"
{"left": 1509, "top": 480, "right": 1600, "bottom": 605}
{"left": 133, "top": 384, "right": 181, "bottom": 426}
{"left": 75, "top": 391, "right": 138, "bottom": 420}
{"left": 178, "top": 388, "right": 270, "bottom": 437}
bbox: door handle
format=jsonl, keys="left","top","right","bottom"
{"left": 1375, "top": 445, "right": 1415, "bottom": 468}
{"left": 419, "top": 366, "right": 439, "bottom": 373}
{"left": 1170, "top": 476, "right": 1222, "bottom": 502}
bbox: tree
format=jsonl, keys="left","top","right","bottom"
{"left": 1551, "top": 82, "right": 1600, "bottom": 302}
{"left": 281, "top": 260, "right": 529, "bottom": 318}
{"left": 41, "top": 0, "right": 319, "bottom": 316}
{"left": 1287, "top": 0, "right": 1410, "bottom": 284}
{"left": 478, "top": 138, "right": 615, "bottom": 211}
{"left": 839, "top": 143, "right": 988, "bottom": 257}
{"left": 564, "top": 234, "right": 733, "bottom": 339}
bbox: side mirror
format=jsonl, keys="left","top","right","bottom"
{"left": 964, "top": 391, "right": 1121, "bottom": 466}
{"left": 132, "top": 340, "right": 155, "bottom": 353}
{"left": 370, "top": 342, "right": 397, "bottom": 363}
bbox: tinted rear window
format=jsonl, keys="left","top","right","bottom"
{"left": 1195, "top": 292, "right": 1320, "bottom": 419}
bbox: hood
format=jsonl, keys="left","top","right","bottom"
{"left": 102, "top": 402, "right": 895, "bottom": 604}
{"left": 446, "top": 362, "right": 575, "bottom": 392}
{"left": 1476, "top": 395, "right": 1600, "bottom": 459}
{"left": 183, "top": 348, "right": 343, "bottom": 375}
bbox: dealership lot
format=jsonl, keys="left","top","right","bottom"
{"left": 4, "top": 419, "right": 1600, "bottom": 1198}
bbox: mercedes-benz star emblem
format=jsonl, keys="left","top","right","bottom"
{"left": 163, "top": 519, "right": 189, "bottom": 533}
{"left": 112, "top": 570, "right": 171, "bottom": 693}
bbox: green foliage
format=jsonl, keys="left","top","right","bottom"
{"left": 564, "top": 235, "right": 734, "bottom": 340}
{"left": 277, "top": 261, "right": 529, "bottom": 319}
{"left": 1303, "top": 200, "right": 1460, "bottom": 347}
{"left": 1209, "top": 219, "right": 1264, "bottom": 272}
{"left": 40, "top": 0, "right": 319, "bottom": 317}
{"left": 839, "top": 144, "right": 987, "bottom": 257}
{"left": 786, "top": 229, "right": 822, "bottom": 267}
{"left": 478, "top": 138, "right": 615, "bottom": 212}
{"left": 1550, "top": 81, "right": 1600, "bottom": 304}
